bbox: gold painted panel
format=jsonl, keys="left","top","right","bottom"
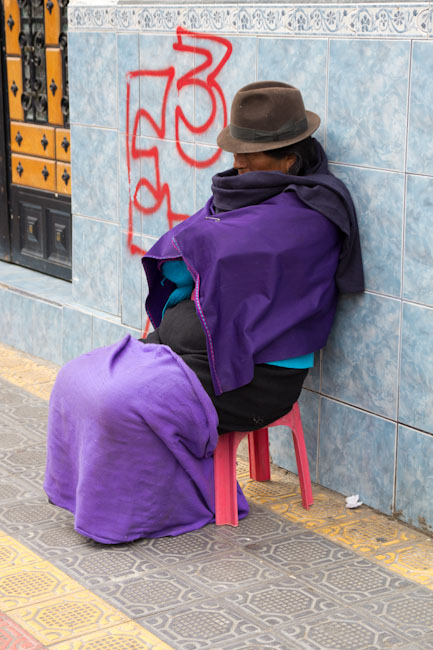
{"left": 55, "top": 128, "right": 71, "bottom": 162}
{"left": 46, "top": 48, "right": 63, "bottom": 126}
{"left": 11, "top": 153, "right": 56, "bottom": 192}
{"left": 11, "top": 122, "right": 55, "bottom": 158}
{"left": 7, "top": 57, "right": 24, "bottom": 121}
{"left": 56, "top": 162, "right": 71, "bottom": 196}
{"left": 4, "top": 0, "right": 21, "bottom": 55}
{"left": 44, "top": 0, "right": 61, "bottom": 46}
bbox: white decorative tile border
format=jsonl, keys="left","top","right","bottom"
{"left": 68, "top": 3, "right": 432, "bottom": 37}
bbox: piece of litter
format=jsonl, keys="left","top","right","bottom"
{"left": 346, "top": 494, "right": 363, "bottom": 509}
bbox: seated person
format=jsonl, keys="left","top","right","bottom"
{"left": 44, "top": 81, "right": 364, "bottom": 543}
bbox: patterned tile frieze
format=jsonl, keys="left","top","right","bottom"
{"left": 68, "top": 3, "right": 433, "bottom": 38}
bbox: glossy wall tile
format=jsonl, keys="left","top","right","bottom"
{"left": 32, "top": 301, "right": 62, "bottom": 366}
{"left": 258, "top": 37, "right": 328, "bottom": 144}
{"left": 331, "top": 164, "right": 403, "bottom": 297}
{"left": 327, "top": 39, "right": 410, "bottom": 170}
{"left": 71, "top": 126, "right": 119, "bottom": 223}
{"left": 68, "top": 31, "right": 117, "bottom": 128}
{"left": 121, "top": 232, "right": 143, "bottom": 330}
{"left": 404, "top": 174, "right": 433, "bottom": 307}
{"left": 62, "top": 308, "right": 94, "bottom": 364}
{"left": 138, "top": 33, "right": 194, "bottom": 143}
{"left": 72, "top": 216, "right": 120, "bottom": 316}
{"left": 407, "top": 41, "right": 433, "bottom": 176}
{"left": 195, "top": 36, "right": 257, "bottom": 147}
{"left": 396, "top": 425, "right": 433, "bottom": 531}
{"left": 118, "top": 33, "right": 140, "bottom": 136}
{"left": 399, "top": 303, "right": 433, "bottom": 435}
{"left": 319, "top": 398, "right": 396, "bottom": 514}
{"left": 321, "top": 293, "right": 400, "bottom": 419}
{"left": 0, "top": 289, "right": 34, "bottom": 356}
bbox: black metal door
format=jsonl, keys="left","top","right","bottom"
{"left": 0, "top": 9, "right": 11, "bottom": 261}
{"left": 0, "top": 0, "right": 71, "bottom": 280}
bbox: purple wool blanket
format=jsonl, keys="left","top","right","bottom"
{"left": 44, "top": 336, "right": 248, "bottom": 543}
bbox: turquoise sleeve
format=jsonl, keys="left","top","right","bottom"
{"left": 161, "top": 260, "right": 194, "bottom": 317}
{"left": 267, "top": 352, "right": 314, "bottom": 369}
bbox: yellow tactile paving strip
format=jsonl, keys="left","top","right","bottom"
{"left": 0, "top": 530, "right": 174, "bottom": 648}
{"left": 1, "top": 339, "right": 433, "bottom": 648}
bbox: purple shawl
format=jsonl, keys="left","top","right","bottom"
{"left": 44, "top": 337, "right": 248, "bottom": 542}
{"left": 143, "top": 141, "right": 363, "bottom": 395}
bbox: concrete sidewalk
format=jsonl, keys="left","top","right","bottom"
{"left": 1, "top": 342, "right": 433, "bottom": 649}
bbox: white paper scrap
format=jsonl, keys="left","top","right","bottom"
{"left": 345, "top": 494, "right": 363, "bottom": 509}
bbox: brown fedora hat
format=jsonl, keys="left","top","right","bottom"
{"left": 217, "top": 81, "right": 320, "bottom": 154}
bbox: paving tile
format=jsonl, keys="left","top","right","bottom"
{"left": 243, "top": 531, "right": 356, "bottom": 573}
{"left": 0, "top": 444, "right": 47, "bottom": 477}
{"left": 0, "top": 498, "right": 73, "bottom": 536}
{"left": 0, "top": 473, "right": 45, "bottom": 504}
{"left": 280, "top": 606, "right": 407, "bottom": 649}
{"left": 217, "top": 503, "right": 301, "bottom": 545}
{"left": 0, "top": 612, "right": 46, "bottom": 649}
{"left": 13, "top": 468, "right": 47, "bottom": 499}
{"left": 301, "top": 556, "right": 414, "bottom": 605}
{"left": 173, "top": 550, "right": 286, "bottom": 595}
{"left": 238, "top": 474, "right": 300, "bottom": 504}
{"left": 11, "top": 590, "right": 129, "bottom": 646}
{"left": 95, "top": 568, "right": 206, "bottom": 618}
{"left": 55, "top": 546, "right": 160, "bottom": 588}
{"left": 267, "top": 489, "right": 351, "bottom": 528}
{"left": 314, "top": 512, "right": 428, "bottom": 557}
{"left": 409, "top": 637, "right": 433, "bottom": 650}
{"left": 17, "top": 522, "right": 97, "bottom": 559}
{"left": 373, "top": 540, "right": 433, "bottom": 588}
{"left": 0, "top": 414, "right": 43, "bottom": 447}
{"left": 139, "top": 600, "right": 262, "bottom": 650}
{"left": 223, "top": 577, "right": 339, "bottom": 626}
{"left": 357, "top": 588, "right": 433, "bottom": 642}
{"left": 0, "top": 365, "right": 57, "bottom": 400}
{"left": 0, "top": 560, "right": 83, "bottom": 611}
{"left": 135, "top": 528, "right": 236, "bottom": 566}
{"left": 50, "top": 620, "right": 174, "bottom": 649}
{"left": 0, "top": 535, "right": 41, "bottom": 570}
{"left": 219, "top": 633, "right": 302, "bottom": 650}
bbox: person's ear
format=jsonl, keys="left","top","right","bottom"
{"left": 286, "top": 155, "right": 297, "bottom": 173}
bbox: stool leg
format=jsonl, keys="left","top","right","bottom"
{"left": 248, "top": 428, "right": 271, "bottom": 481}
{"left": 214, "top": 431, "right": 248, "bottom": 526}
{"left": 286, "top": 404, "right": 313, "bottom": 509}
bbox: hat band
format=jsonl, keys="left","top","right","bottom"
{"left": 229, "top": 117, "right": 308, "bottom": 143}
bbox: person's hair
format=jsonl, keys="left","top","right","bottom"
{"left": 266, "top": 136, "right": 318, "bottom": 176}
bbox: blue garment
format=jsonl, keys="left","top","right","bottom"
{"left": 161, "top": 260, "right": 314, "bottom": 369}
{"left": 161, "top": 260, "right": 194, "bottom": 317}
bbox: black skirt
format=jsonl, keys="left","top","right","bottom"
{"left": 141, "top": 301, "right": 307, "bottom": 434}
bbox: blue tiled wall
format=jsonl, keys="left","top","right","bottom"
{"left": 2, "top": 2, "right": 433, "bottom": 533}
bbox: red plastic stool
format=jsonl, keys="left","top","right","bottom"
{"left": 214, "top": 401, "right": 313, "bottom": 526}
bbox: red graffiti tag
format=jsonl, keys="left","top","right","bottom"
{"left": 125, "top": 27, "right": 232, "bottom": 257}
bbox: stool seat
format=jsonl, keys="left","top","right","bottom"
{"left": 214, "top": 401, "right": 313, "bottom": 526}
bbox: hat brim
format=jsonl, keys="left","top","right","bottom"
{"left": 216, "top": 110, "right": 321, "bottom": 154}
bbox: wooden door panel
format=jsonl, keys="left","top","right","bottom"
{"left": 11, "top": 122, "right": 56, "bottom": 158}
{"left": 4, "top": 0, "right": 21, "bottom": 55}
{"left": 56, "top": 161, "right": 71, "bottom": 195}
{"left": 11, "top": 153, "right": 56, "bottom": 192}
{"left": 46, "top": 48, "right": 63, "bottom": 125}
{"left": 55, "top": 128, "right": 70, "bottom": 162}
{"left": 6, "top": 57, "right": 24, "bottom": 121}
{"left": 44, "top": 0, "right": 61, "bottom": 46}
